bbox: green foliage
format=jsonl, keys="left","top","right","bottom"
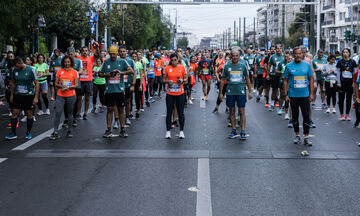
{"left": 177, "top": 37, "right": 188, "bottom": 50}
{"left": 286, "top": 12, "right": 305, "bottom": 48}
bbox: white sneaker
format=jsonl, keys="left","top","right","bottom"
{"left": 45, "top": 109, "right": 50, "bottom": 115}
{"left": 165, "top": 131, "right": 171, "bottom": 139}
{"left": 332, "top": 108, "right": 336, "bottom": 114}
{"left": 284, "top": 113, "right": 290, "bottom": 120}
{"left": 179, "top": 131, "right": 185, "bottom": 139}
{"left": 37, "top": 110, "right": 44, "bottom": 115}
{"left": 113, "top": 121, "right": 120, "bottom": 129}
{"left": 9, "top": 112, "right": 12, "bottom": 117}
{"left": 33, "top": 116, "right": 36, "bottom": 122}
{"left": 20, "top": 116, "right": 27, "bottom": 122}
{"left": 326, "top": 108, "right": 330, "bottom": 113}
{"left": 189, "top": 100, "right": 193, "bottom": 105}
{"left": 140, "top": 108, "right": 145, "bottom": 112}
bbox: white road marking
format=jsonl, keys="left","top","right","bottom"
{"left": 196, "top": 158, "right": 212, "bottom": 216}
{"left": 0, "top": 158, "right": 8, "bottom": 163}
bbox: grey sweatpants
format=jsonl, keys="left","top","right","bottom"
{"left": 54, "top": 95, "right": 76, "bottom": 133}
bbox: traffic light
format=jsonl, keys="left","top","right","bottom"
{"left": 351, "top": 33, "right": 357, "bottom": 41}
{"left": 344, "top": 30, "right": 351, "bottom": 41}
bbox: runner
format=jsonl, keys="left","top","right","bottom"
{"left": 243, "top": 49, "right": 256, "bottom": 93}
{"left": 5, "top": 57, "right": 39, "bottom": 140}
{"left": 322, "top": 54, "right": 337, "bottom": 114}
{"left": 283, "top": 47, "right": 314, "bottom": 145}
{"left": 146, "top": 52, "right": 155, "bottom": 103}
{"left": 34, "top": 53, "right": 50, "bottom": 115}
{"left": 198, "top": 52, "right": 213, "bottom": 101}
{"left": 254, "top": 47, "right": 266, "bottom": 102}
{"left": 336, "top": 48, "right": 357, "bottom": 121}
{"left": 119, "top": 46, "right": 136, "bottom": 126}
{"left": 50, "top": 56, "right": 79, "bottom": 139}
{"left": 264, "top": 46, "right": 276, "bottom": 108}
{"left": 188, "top": 55, "right": 198, "bottom": 104}
{"left": 91, "top": 58, "right": 106, "bottom": 113}
{"left": 267, "top": 45, "right": 284, "bottom": 111}
{"left": 49, "top": 49, "right": 63, "bottom": 101}
{"left": 219, "top": 49, "right": 253, "bottom": 140}
{"left": 213, "top": 52, "right": 227, "bottom": 113}
{"left": 312, "top": 49, "right": 328, "bottom": 109}
{"left": 353, "top": 65, "right": 360, "bottom": 127}
{"left": 133, "top": 51, "right": 144, "bottom": 118}
{"left": 76, "top": 46, "right": 98, "bottom": 120}
{"left": 163, "top": 53, "right": 187, "bottom": 139}
{"left": 100, "top": 46, "right": 133, "bottom": 138}
{"left": 153, "top": 53, "right": 164, "bottom": 97}
{"left": 3, "top": 51, "right": 15, "bottom": 120}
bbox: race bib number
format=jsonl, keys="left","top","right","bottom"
{"left": 316, "top": 64, "right": 324, "bottom": 70}
{"left": 54, "top": 66, "right": 60, "bottom": 72}
{"left": 17, "top": 85, "right": 28, "bottom": 93}
{"left": 248, "top": 59, "right": 254, "bottom": 65}
{"left": 342, "top": 71, "right": 352, "bottom": 78}
{"left": 230, "top": 71, "right": 243, "bottom": 83}
{"left": 294, "top": 76, "right": 307, "bottom": 88}
{"left": 124, "top": 75, "right": 128, "bottom": 83}
{"left": 189, "top": 72, "right": 194, "bottom": 76}
{"left": 156, "top": 66, "right": 162, "bottom": 71}
{"left": 202, "top": 69, "right": 209, "bottom": 75}
{"left": 109, "top": 76, "right": 120, "bottom": 84}
{"left": 80, "top": 70, "right": 88, "bottom": 79}
{"left": 169, "top": 84, "right": 181, "bottom": 92}
{"left": 61, "top": 79, "right": 72, "bottom": 87}
{"left": 148, "top": 69, "right": 155, "bottom": 75}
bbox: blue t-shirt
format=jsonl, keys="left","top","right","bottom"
{"left": 147, "top": 59, "right": 155, "bottom": 78}
{"left": 283, "top": 61, "right": 313, "bottom": 98}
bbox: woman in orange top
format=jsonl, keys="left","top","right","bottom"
{"left": 51, "top": 56, "right": 79, "bottom": 139}
{"left": 163, "top": 53, "right": 188, "bottom": 139}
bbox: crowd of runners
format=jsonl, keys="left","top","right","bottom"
{"left": 2, "top": 43, "right": 360, "bottom": 145}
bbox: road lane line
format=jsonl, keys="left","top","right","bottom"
{"left": 0, "top": 158, "right": 8, "bottom": 163}
{"left": 196, "top": 158, "right": 213, "bottom": 216}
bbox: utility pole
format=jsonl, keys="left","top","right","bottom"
{"left": 243, "top": 17, "right": 246, "bottom": 48}
{"left": 234, "top": 20, "right": 236, "bottom": 44}
{"left": 282, "top": 3, "right": 285, "bottom": 48}
{"left": 225, "top": 29, "right": 228, "bottom": 49}
{"left": 350, "top": 0, "right": 354, "bottom": 53}
{"left": 106, "top": 0, "right": 111, "bottom": 48}
{"left": 175, "top": 9, "right": 178, "bottom": 49}
{"left": 122, "top": 4, "right": 125, "bottom": 43}
{"left": 265, "top": 6, "right": 268, "bottom": 49}
{"left": 310, "top": 2, "right": 315, "bottom": 53}
{"left": 239, "top": 17, "right": 241, "bottom": 45}
{"left": 253, "top": 17, "right": 256, "bottom": 49}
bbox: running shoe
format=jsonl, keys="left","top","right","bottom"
{"left": 322, "top": 103, "right": 327, "bottom": 109}
{"left": 288, "top": 119, "right": 293, "bottom": 128}
{"left": 51, "top": 97, "right": 54, "bottom": 101}
{"left": 5, "top": 133, "right": 17, "bottom": 140}
{"left": 311, "top": 103, "right": 316, "bottom": 109}
{"left": 265, "top": 103, "right": 269, "bottom": 108}
{"left": 49, "top": 132, "right": 60, "bottom": 140}
{"left": 256, "top": 95, "right": 260, "bottom": 102}
{"left": 165, "top": 131, "right": 171, "bottom": 139}
{"left": 82, "top": 114, "right": 87, "bottom": 120}
{"left": 140, "top": 108, "right": 145, "bottom": 112}
{"left": 20, "top": 116, "right": 27, "bottom": 122}
{"left": 225, "top": 107, "right": 229, "bottom": 114}
{"left": 146, "top": 101, "right": 150, "bottom": 107}
{"left": 179, "top": 131, "right": 185, "bottom": 139}
{"left": 240, "top": 132, "right": 247, "bottom": 141}
{"left": 310, "top": 119, "right": 316, "bottom": 128}
{"left": 45, "top": 109, "right": 51, "bottom": 115}
{"left": 125, "top": 118, "right": 131, "bottom": 125}
{"left": 277, "top": 109, "right": 283, "bottom": 115}
{"left": 228, "top": 130, "right": 239, "bottom": 139}
{"left": 113, "top": 121, "right": 120, "bottom": 129}
{"left": 91, "top": 107, "right": 96, "bottom": 113}
{"left": 136, "top": 113, "right": 140, "bottom": 119}
{"left": 293, "top": 135, "right": 301, "bottom": 144}
{"left": 25, "top": 132, "right": 32, "bottom": 140}
{"left": 332, "top": 108, "right": 336, "bottom": 114}
{"left": 345, "top": 114, "right": 351, "bottom": 121}
{"left": 120, "top": 129, "right": 128, "bottom": 138}
{"left": 189, "top": 100, "right": 193, "bottom": 105}
{"left": 227, "top": 122, "right": 232, "bottom": 127}
{"left": 72, "top": 120, "right": 77, "bottom": 127}
{"left": 100, "top": 107, "right": 105, "bottom": 113}
{"left": 340, "top": 114, "right": 345, "bottom": 121}
{"left": 354, "top": 120, "right": 359, "bottom": 128}
{"left": 66, "top": 131, "right": 73, "bottom": 138}
{"left": 274, "top": 102, "right": 279, "bottom": 107}
{"left": 103, "top": 129, "right": 112, "bottom": 138}
{"left": 326, "top": 108, "right": 330, "bottom": 113}
{"left": 37, "top": 110, "right": 44, "bottom": 116}
{"left": 62, "top": 120, "right": 68, "bottom": 128}
{"left": 304, "top": 136, "right": 312, "bottom": 146}
{"left": 284, "top": 113, "right": 290, "bottom": 120}
{"left": 268, "top": 105, "right": 274, "bottom": 111}
{"left": 76, "top": 114, "right": 81, "bottom": 120}
{"left": 213, "top": 107, "right": 218, "bottom": 113}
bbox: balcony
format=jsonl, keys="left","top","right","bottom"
{"left": 322, "top": 20, "right": 334, "bottom": 26}
{"left": 345, "top": 17, "right": 357, "bottom": 22}
{"left": 323, "top": 4, "right": 334, "bottom": 10}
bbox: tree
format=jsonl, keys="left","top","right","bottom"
{"left": 177, "top": 37, "right": 188, "bottom": 50}
{"left": 286, "top": 12, "right": 305, "bottom": 48}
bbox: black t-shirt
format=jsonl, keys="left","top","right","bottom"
{"left": 336, "top": 59, "right": 357, "bottom": 83}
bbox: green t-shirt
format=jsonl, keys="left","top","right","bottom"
{"left": 12, "top": 65, "right": 38, "bottom": 96}
{"left": 312, "top": 57, "right": 328, "bottom": 80}
{"left": 34, "top": 63, "right": 49, "bottom": 83}
{"left": 269, "top": 54, "right": 284, "bottom": 76}
{"left": 276, "top": 60, "right": 287, "bottom": 77}
{"left": 93, "top": 66, "right": 106, "bottom": 85}
{"left": 255, "top": 55, "right": 266, "bottom": 75}
{"left": 244, "top": 54, "right": 255, "bottom": 67}
{"left": 123, "top": 58, "right": 135, "bottom": 89}
{"left": 101, "top": 58, "right": 129, "bottom": 93}
{"left": 50, "top": 56, "right": 62, "bottom": 70}
{"left": 74, "top": 58, "right": 83, "bottom": 89}
{"left": 135, "top": 61, "right": 143, "bottom": 79}
{"left": 222, "top": 62, "right": 249, "bottom": 96}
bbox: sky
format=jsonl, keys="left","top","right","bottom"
{"left": 162, "top": 5, "right": 260, "bottom": 39}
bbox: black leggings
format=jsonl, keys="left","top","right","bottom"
{"left": 154, "top": 76, "right": 163, "bottom": 94}
{"left": 37, "top": 93, "right": 49, "bottom": 110}
{"left": 147, "top": 77, "right": 154, "bottom": 97}
{"left": 166, "top": 94, "right": 185, "bottom": 131}
{"left": 135, "top": 79, "right": 143, "bottom": 110}
{"left": 338, "top": 81, "right": 353, "bottom": 115}
{"left": 93, "top": 83, "right": 105, "bottom": 105}
{"left": 290, "top": 97, "right": 310, "bottom": 135}
{"left": 325, "top": 81, "right": 337, "bottom": 107}
{"left": 216, "top": 84, "right": 227, "bottom": 106}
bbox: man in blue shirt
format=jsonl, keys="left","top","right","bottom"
{"left": 283, "top": 47, "right": 314, "bottom": 146}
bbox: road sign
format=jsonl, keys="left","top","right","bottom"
{"left": 267, "top": 41, "right": 272, "bottom": 49}
{"left": 303, "top": 37, "right": 309, "bottom": 48}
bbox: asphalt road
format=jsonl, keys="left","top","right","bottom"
{"left": 0, "top": 81, "right": 360, "bottom": 216}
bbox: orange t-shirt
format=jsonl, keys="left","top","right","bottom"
{"left": 164, "top": 65, "right": 186, "bottom": 96}
{"left": 56, "top": 68, "right": 79, "bottom": 97}
{"left": 77, "top": 56, "right": 95, "bottom": 81}
{"left": 189, "top": 63, "right": 198, "bottom": 76}
{"left": 154, "top": 58, "right": 164, "bottom": 77}
{"left": 216, "top": 59, "right": 226, "bottom": 72}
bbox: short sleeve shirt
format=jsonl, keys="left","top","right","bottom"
{"left": 12, "top": 65, "right": 38, "bottom": 96}
{"left": 101, "top": 58, "right": 130, "bottom": 93}
{"left": 222, "top": 62, "right": 249, "bottom": 96}
{"left": 56, "top": 68, "right": 78, "bottom": 97}
{"left": 283, "top": 61, "right": 313, "bottom": 98}
{"left": 164, "top": 65, "right": 186, "bottom": 96}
